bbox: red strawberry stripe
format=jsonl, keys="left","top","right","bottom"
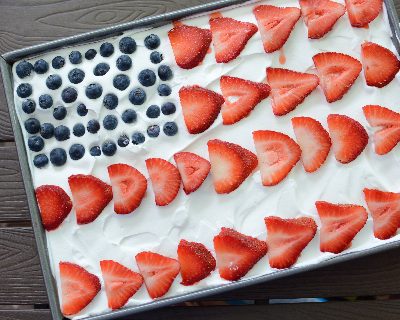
{"left": 345, "top": 0, "right": 383, "bottom": 27}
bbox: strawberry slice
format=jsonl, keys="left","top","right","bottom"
{"left": 364, "top": 188, "right": 400, "bottom": 240}
{"left": 327, "top": 114, "right": 368, "bottom": 163}
{"left": 253, "top": 5, "right": 301, "bottom": 53}
{"left": 313, "top": 52, "right": 362, "bottom": 102}
{"left": 316, "top": 201, "right": 368, "bottom": 253}
{"left": 107, "top": 164, "right": 147, "bottom": 214}
{"left": 68, "top": 174, "right": 113, "bottom": 224}
{"left": 345, "top": 0, "right": 383, "bottom": 27}
{"left": 252, "top": 130, "right": 301, "bottom": 186}
{"left": 173, "top": 152, "right": 210, "bottom": 194}
{"left": 361, "top": 41, "right": 400, "bottom": 88}
{"left": 300, "top": 0, "right": 346, "bottom": 39}
{"left": 291, "top": 117, "right": 332, "bottom": 173}
{"left": 207, "top": 139, "right": 258, "bottom": 194}
{"left": 177, "top": 239, "right": 216, "bottom": 285}
{"left": 214, "top": 228, "right": 267, "bottom": 281}
{"left": 145, "top": 158, "right": 181, "bottom": 206}
{"left": 220, "top": 76, "right": 270, "bottom": 125}
{"left": 59, "top": 262, "right": 101, "bottom": 316}
{"left": 266, "top": 68, "right": 319, "bottom": 116}
{"left": 265, "top": 216, "right": 317, "bottom": 269}
{"left": 168, "top": 25, "right": 212, "bottom": 69}
{"left": 135, "top": 251, "right": 180, "bottom": 299}
{"left": 372, "top": 126, "right": 400, "bottom": 155}
{"left": 35, "top": 185, "right": 72, "bottom": 231}
{"left": 100, "top": 260, "right": 143, "bottom": 310}
{"left": 179, "top": 85, "right": 224, "bottom": 134}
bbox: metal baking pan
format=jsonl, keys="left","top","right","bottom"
{"left": 1, "top": 0, "right": 400, "bottom": 319}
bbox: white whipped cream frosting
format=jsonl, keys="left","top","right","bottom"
{"left": 12, "top": 0, "right": 400, "bottom": 318}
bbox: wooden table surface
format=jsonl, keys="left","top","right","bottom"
{"left": 1, "top": 1, "right": 400, "bottom": 319}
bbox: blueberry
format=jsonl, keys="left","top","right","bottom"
{"left": 24, "top": 118, "right": 40, "bottom": 134}
{"left": 68, "top": 68, "right": 85, "bottom": 84}
{"left": 39, "top": 94, "right": 53, "bottom": 109}
{"left": 102, "top": 140, "right": 117, "bottom": 156}
{"left": 119, "top": 37, "right": 136, "bottom": 54}
{"left": 118, "top": 134, "right": 130, "bottom": 147}
{"left": 116, "top": 55, "right": 132, "bottom": 71}
{"left": 90, "top": 146, "right": 101, "bottom": 156}
{"left": 94, "top": 63, "right": 110, "bottom": 76}
{"left": 61, "top": 87, "right": 78, "bottom": 103}
{"left": 86, "top": 83, "right": 103, "bottom": 99}
{"left": 69, "top": 144, "right": 85, "bottom": 160}
{"left": 85, "top": 49, "right": 97, "bottom": 60}
{"left": 161, "top": 102, "right": 176, "bottom": 115}
{"left": 146, "top": 105, "right": 160, "bottom": 118}
{"left": 158, "top": 84, "right": 171, "bottom": 96}
{"left": 40, "top": 123, "right": 54, "bottom": 139}
{"left": 163, "top": 121, "right": 178, "bottom": 136}
{"left": 28, "top": 135, "right": 44, "bottom": 152}
{"left": 73, "top": 123, "right": 85, "bottom": 137}
{"left": 77, "top": 103, "right": 88, "bottom": 116}
{"left": 54, "top": 125, "right": 70, "bottom": 141}
{"left": 33, "top": 154, "right": 49, "bottom": 168}
{"left": 87, "top": 119, "right": 100, "bottom": 134}
{"left": 138, "top": 69, "right": 156, "bottom": 87}
{"left": 131, "top": 132, "right": 145, "bottom": 145}
{"left": 46, "top": 74, "right": 62, "bottom": 90}
{"left": 150, "top": 51, "right": 163, "bottom": 64}
{"left": 33, "top": 59, "right": 49, "bottom": 74}
{"left": 53, "top": 105, "right": 67, "bottom": 120}
{"left": 121, "top": 109, "right": 137, "bottom": 123}
{"left": 103, "top": 114, "right": 118, "bottom": 130}
{"left": 100, "top": 42, "right": 114, "bottom": 57}
{"left": 50, "top": 148, "right": 67, "bottom": 166}
{"left": 69, "top": 51, "right": 82, "bottom": 64}
{"left": 129, "top": 87, "right": 146, "bottom": 105}
{"left": 147, "top": 125, "right": 160, "bottom": 138}
{"left": 113, "top": 74, "right": 130, "bottom": 91}
{"left": 52, "top": 56, "right": 65, "bottom": 69}
{"left": 158, "top": 65, "right": 173, "bottom": 81}
{"left": 103, "top": 93, "right": 118, "bottom": 110}
{"left": 16, "top": 61, "right": 33, "bottom": 78}
{"left": 16, "top": 83, "right": 32, "bottom": 98}
{"left": 144, "top": 34, "right": 160, "bottom": 50}
{"left": 22, "top": 99, "right": 36, "bottom": 114}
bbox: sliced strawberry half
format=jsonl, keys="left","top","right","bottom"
{"left": 252, "top": 130, "right": 301, "bottom": 186}
{"left": 207, "top": 139, "right": 258, "bottom": 194}
{"left": 300, "top": 0, "right": 345, "bottom": 39}
{"left": 265, "top": 216, "right": 317, "bottom": 269}
{"left": 372, "top": 126, "right": 400, "bottom": 155}
{"left": 327, "top": 114, "right": 368, "bottom": 164}
{"left": 213, "top": 227, "right": 268, "bottom": 281}
{"left": 313, "top": 52, "right": 362, "bottom": 102}
{"left": 135, "top": 251, "right": 180, "bottom": 299}
{"left": 253, "top": 5, "right": 301, "bottom": 53}
{"left": 59, "top": 262, "right": 101, "bottom": 316}
{"left": 179, "top": 85, "right": 224, "bottom": 134}
{"left": 220, "top": 76, "right": 270, "bottom": 125}
{"left": 316, "top": 201, "right": 368, "bottom": 253}
{"left": 364, "top": 188, "right": 400, "bottom": 240}
{"left": 173, "top": 152, "right": 210, "bottom": 194}
{"left": 266, "top": 68, "right": 319, "bottom": 116}
{"left": 345, "top": 0, "right": 383, "bottom": 27}
{"left": 107, "top": 164, "right": 147, "bottom": 214}
{"left": 177, "top": 239, "right": 216, "bottom": 285}
{"left": 100, "top": 260, "right": 143, "bottom": 310}
{"left": 210, "top": 17, "right": 258, "bottom": 63}
{"left": 168, "top": 25, "right": 212, "bottom": 69}
{"left": 361, "top": 41, "right": 400, "bottom": 88}
{"left": 291, "top": 117, "right": 331, "bottom": 173}
{"left": 68, "top": 174, "right": 113, "bottom": 224}
{"left": 35, "top": 185, "right": 72, "bottom": 231}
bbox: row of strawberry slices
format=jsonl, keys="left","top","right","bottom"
{"left": 168, "top": 0, "right": 384, "bottom": 68}
{"left": 59, "top": 187, "right": 400, "bottom": 316}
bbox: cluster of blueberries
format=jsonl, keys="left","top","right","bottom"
{"left": 16, "top": 34, "right": 179, "bottom": 168}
